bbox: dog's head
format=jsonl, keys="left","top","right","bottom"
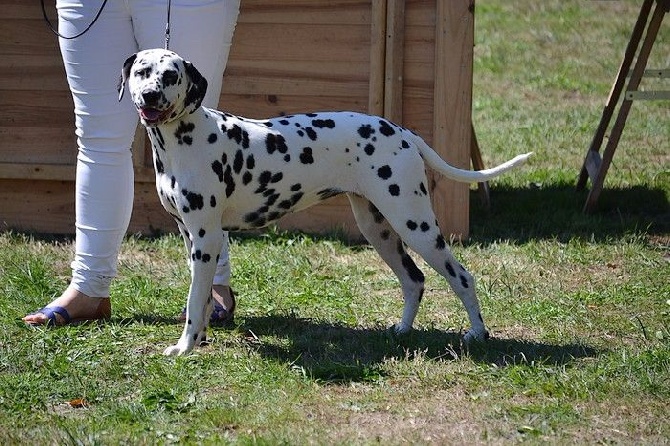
{"left": 118, "top": 49, "right": 208, "bottom": 126}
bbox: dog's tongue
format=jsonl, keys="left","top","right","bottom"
{"left": 140, "top": 108, "right": 162, "bottom": 122}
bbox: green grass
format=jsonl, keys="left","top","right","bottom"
{"left": 1, "top": 0, "right": 669, "bottom": 443}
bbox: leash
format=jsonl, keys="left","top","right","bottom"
{"left": 164, "top": 0, "right": 172, "bottom": 50}
{"left": 40, "top": 0, "right": 109, "bottom": 40}
{"left": 41, "top": 0, "right": 172, "bottom": 48}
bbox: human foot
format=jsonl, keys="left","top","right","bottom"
{"left": 178, "top": 285, "right": 236, "bottom": 325}
{"left": 23, "top": 286, "right": 111, "bottom": 326}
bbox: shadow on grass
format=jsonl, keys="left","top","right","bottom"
{"left": 470, "top": 182, "right": 669, "bottom": 244}
{"left": 235, "top": 314, "right": 599, "bottom": 383}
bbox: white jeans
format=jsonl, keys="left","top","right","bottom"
{"left": 57, "top": 0, "right": 240, "bottom": 297}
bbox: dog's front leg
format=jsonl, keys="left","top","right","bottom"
{"left": 163, "top": 228, "right": 224, "bottom": 356}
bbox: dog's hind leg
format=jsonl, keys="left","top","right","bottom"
{"left": 347, "top": 194, "right": 425, "bottom": 333}
{"left": 372, "top": 195, "right": 488, "bottom": 343}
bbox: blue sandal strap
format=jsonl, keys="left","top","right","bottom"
{"left": 36, "top": 306, "right": 72, "bottom": 326}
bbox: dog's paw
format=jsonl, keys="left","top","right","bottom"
{"left": 163, "top": 338, "right": 195, "bottom": 356}
{"left": 463, "top": 328, "right": 489, "bottom": 344}
{"left": 392, "top": 321, "right": 413, "bottom": 335}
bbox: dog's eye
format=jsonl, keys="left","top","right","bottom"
{"left": 162, "top": 70, "right": 179, "bottom": 86}
{"left": 134, "top": 67, "right": 152, "bottom": 78}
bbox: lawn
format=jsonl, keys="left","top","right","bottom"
{"left": 1, "top": 0, "right": 669, "bottom": 444}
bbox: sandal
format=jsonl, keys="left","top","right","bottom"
{"left": 179, "top": 289, "right": 236, "bottom": 326}
{"left": 25, "top": 299, "right": 111, "bottom": 327}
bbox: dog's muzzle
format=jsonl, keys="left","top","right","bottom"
{"left": 138, "top": 105, "right": 174, "bottom": 124}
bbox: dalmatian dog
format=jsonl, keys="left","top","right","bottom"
{"left": 119, "top": 49, "right": 531, "bottom": 356}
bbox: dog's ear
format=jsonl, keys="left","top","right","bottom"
{"left": 183, "top": 60, "right": 208, "bottom": 114}
{"left": 118, "top": 53, "right": 137, "bottom": 102}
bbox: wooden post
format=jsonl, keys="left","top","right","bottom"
{"left": 431, "top": 0, "right": 474, "bottom": 239}
{"left": 368, "top": 0, "right": 387, "bottom": 116}
{"left": 383, "top": 0, "right": 405, "bottom": 123}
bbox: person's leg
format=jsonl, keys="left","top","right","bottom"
{"left": 25, "top": 0, "right": 139, "bottom": 325}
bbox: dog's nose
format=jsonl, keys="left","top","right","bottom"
{"left": 142, "top": 91, "right": 161, "bottom": 105}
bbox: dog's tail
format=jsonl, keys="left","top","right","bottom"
{"left": 409, "top": 132, "right": 532, "bottom": 183}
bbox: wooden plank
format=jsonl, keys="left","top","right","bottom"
{"left": 368, "top": 0, "right": 387, "bottom": 115}
{"left": 0, "top": 91, "right": 73, "bottom": 127}
{"left": 0, "top": 163, "right": 155, "bottom": 183}
{"left": 384, "top": 0, "right": 405, "bottom": 123}
{"left": 229, "top": 24, "right": 371, "bottom": 62}
{"left": 238, "top": 0, "right": 371, "bottom": 25}
{"left": 0, "top": 127, "right": 74, "bottom": 164}
{"left": 430, "top": 0, "right": 473, "bottom": 239}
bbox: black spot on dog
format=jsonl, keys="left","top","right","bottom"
{"left": 401, "top": 140, "right": 410, "bottom": 149}
{"left": 198, "top": 228, "right": 206, "bottom": 237}
{"left": 161, "top": 69, "right": 179, "bottom": 86}
{"left": 278, "top": 192, "right": 303, "bottom": 210}
{"left": 233, "top": 150, "right": 244, "bottom": 174}
{"left": 364, "top": 144, "right": 375, "bottom": 156}
{"left": 389, "top": 184, "right": 400, "bottom": 196}
{"left": 312, "top": 119, "right": 335, "bottom": 129}
{"left": 210, "top": 195, "right": 216, "bottom": 207}
{"left": 358, "top": 124, "right": 375, "bottom": 139}
{"left": 435, "top": 234, "right": 446, "bottom": 250}
{"left": 170, "top": 176, "right": 176, "bottom": 189}
{"left": 445, "top": 262, "right": 456, "bottom": 277}
{"left": 300, "top": 147, "right": 314, "bottom": 164}
{"left": 175, "top": 121, "right": 195, "bottom": 145}
{"left": 244, "top": 212, "right": 259, "bottom": 223}
{"left": 379, "top": 120, "right": 396, "bottom": 136}
{"left": 265, "top": 192, "right": 280, "bottom": 206}
{"left": 242, "top": 171, "right": 253, "bottom": 185}
{"left": 208, "top": 133, "right": 217, "bottom": 144}
{"left": 211, "top": 160, "right": 224, "bottom": 182}
{"left": 154, "top": 152, "right": 164, "bottom": 174}
{"left": 266, "top": 133, "right": 288, "bottom": 154}
{"left": 226, "top": 124, "right": 249, "bottom": 148}
{"left": 304, "top": 127, "right": 317, "bottom": 141}
{"left": 202, "top": 253, "right": 211, "bottom": 263}
{"left": 420, "top": 182, "right": 427, "bottom": 195}
{"left": 246, "top": 155, "right": 255, "bottom": 170}
{"left": 150, "top": 127, "right": 166, "bottom": 150}
{"left": 420, "top": 222, "right": 430, "bottom": 232}
{"left": 402, "top": 254, "right": 425, "bottom": 283}
{"left": 181, "top": 189, "right": 204, "bottom": 211}
{"left": 377, "top": 165, "right": 392, "bottom": 180}
{"left": 406, "top": 220, "right": 418, "bottom": 231}
{"left": 459, "top": 274, "right": 469, "bottom": 289}
{"left": 279, "top": 119, "right": 290, "bottom": 126}
{"left": 255, "top": 170, "right": 272, "bottom": 193}
{"left": 271, "top": 172, "right": 283, "bottom": 183}
{"left": 380, "top": 229, "right": 390, "bottom": 240}
{"left": 223, "top": 165, "right": 235, "bottom": 197}
{"left": 291, "top": 183, "right": 302, "bottom": 192}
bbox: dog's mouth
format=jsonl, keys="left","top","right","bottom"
{"left": 138, "top": 106, "right": 174, "bottom": 125}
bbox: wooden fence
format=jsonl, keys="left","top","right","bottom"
{"left": 0, "top": 0, "right": 474, "bottom": 238}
